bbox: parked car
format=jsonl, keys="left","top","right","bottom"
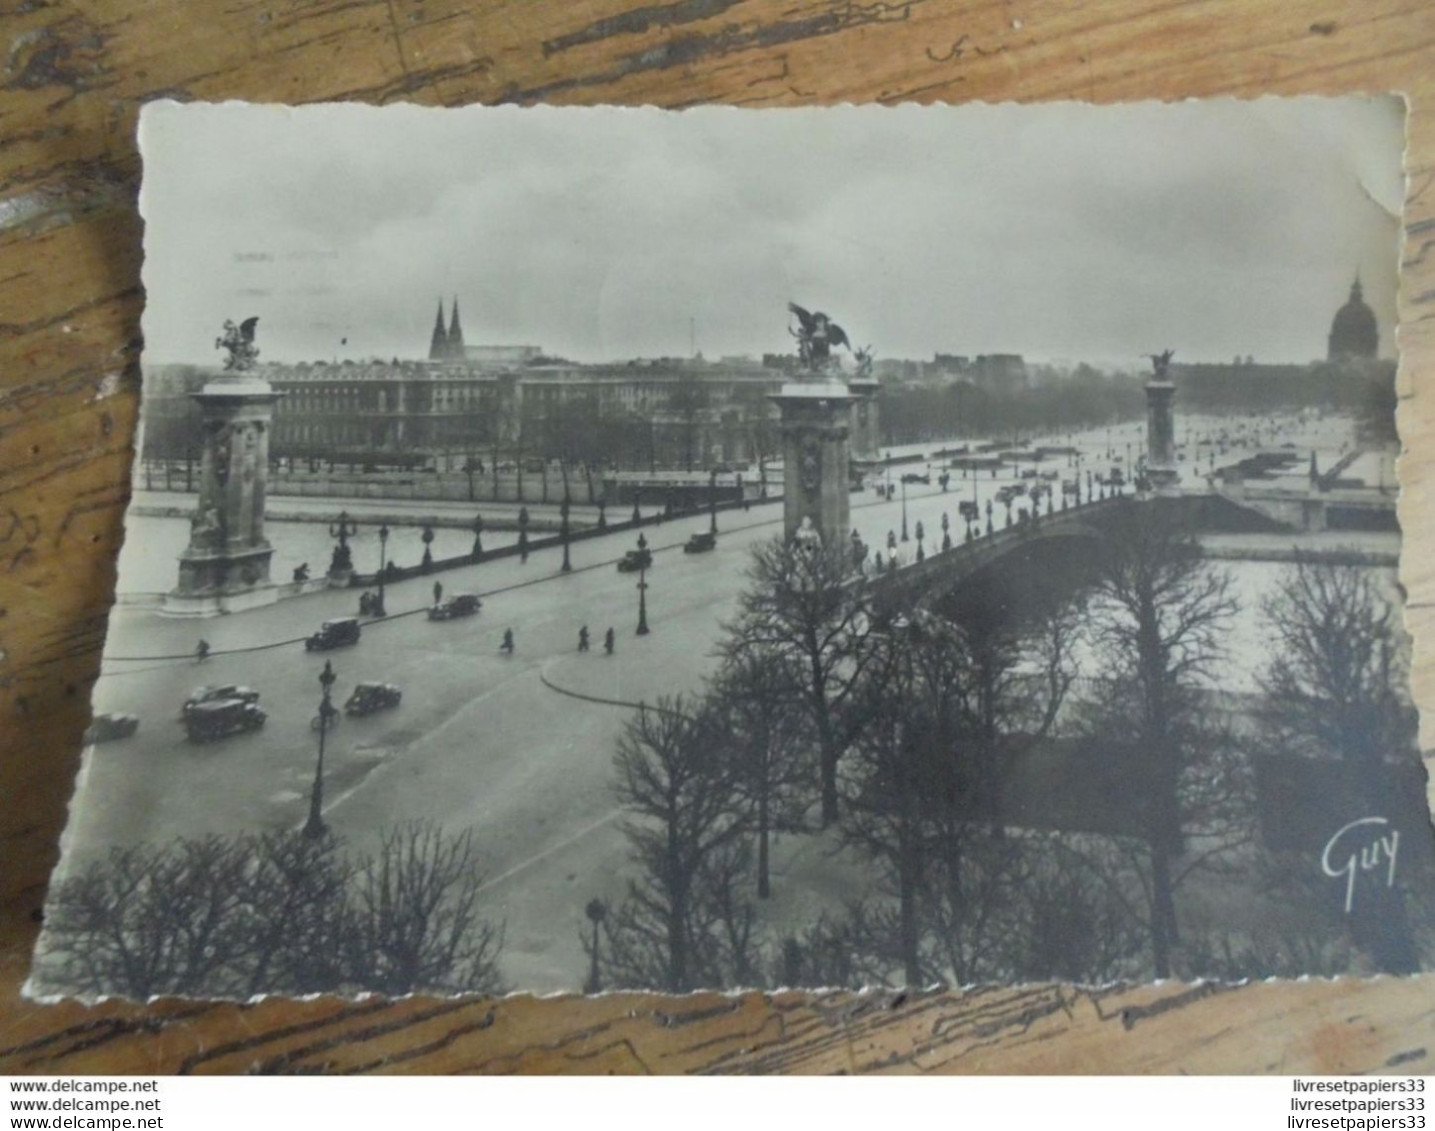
{"left": 900, "top": 472, "right": 930, "bottom": 485}
{"left": 344, "top": 682, "right": 402, "bottom": 716}
{"left": 184, "top": 684, "right": 260, "bottom": 712}
{"left": 617, "top": 549, "right": 653, "bottom": 573}
{"left": 428, "top": 593, "right": 482, "bottom": 621}
{"left": 1019, "top": 469, "right": 1038, "bottom": 479}
{"left": 184, "top": 699, "right": 266, "bottom": 743}
{"left": 683, "top": 532, "right": 717, "bottom": 554}
{"left": 305, "top": 617, "right": 361, "bottom": 651}
{"left": 85, "top": 712, "right": 139, "bottom": 744}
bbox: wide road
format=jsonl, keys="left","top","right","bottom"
{"left": 69, "top": 412, "right": 1353, "bottom": 990}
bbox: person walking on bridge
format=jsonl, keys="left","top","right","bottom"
{"left": 604, "top": 627, "right": 615, "bottom": 655}
{"left": 500, "top": 628, "right": 515, "bottom": 656}
{"left": 578, "top": 625, "right": 590, "bottom": 652}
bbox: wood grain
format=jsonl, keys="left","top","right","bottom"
{"left": 3, "top": 0, "right": 1435, "bottom": 1075}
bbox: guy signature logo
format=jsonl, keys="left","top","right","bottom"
{"left": 1321, "top": 816, "right": 1399, "bottom": 914}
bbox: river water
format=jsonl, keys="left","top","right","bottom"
{"left": 114, "top": 515, "right": 509, "bottom": 596}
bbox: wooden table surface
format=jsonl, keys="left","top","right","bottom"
{"left": 2, "top": 0, "right": 1435, "bottom": 1075}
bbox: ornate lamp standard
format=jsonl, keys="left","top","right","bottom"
{"left": 915, "top": 520, "right": 925, "bottom": 562}
{"left": 636, "top": 532, "right": 650, "bottom": 636}
{"left": 471, "top": 513, "right": 484, "bottom": 558}
{"left": 518, "top": 506, "right": 530, "bottom": 563}
{"left": 708, "top": 468, "right": 719, "bottom": 536}
{"left": 560, "top": 495, "right": 572, "bottom": 573}
{"left": 420, "top": 523, "right": 435, "bottom": 572}
{"left": 941, "top": 512, "right": 951, "bottom": 552}
{"left": 327, "top": 510, "right": 358, "bottom": 576}
{"left": 900, "top": 477, "right": 909, "bottom": 542}
{"left": 373, "top": 523, "right": 390, "bottom": 617}
{"left": 303, "top": 660, "right": 337, "bottom": 840}
{"left": 583, "top": 897, "right": 607, "bottom": 994}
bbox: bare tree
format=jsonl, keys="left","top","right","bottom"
{"left": 1259, "top": 558, "right": 1415, "bottom": 777}
{"left": 602, "top": 696, "right": 750, "bottom": 992}
{"left": 720, "top": 537, "right": 876, "bottom": 826}
{"left": 709, "top": 650, "right": 815, "bottom": 898}
{"left": 1080, "top": 501, "right": 1245, "bottom": 978}
{"left": 37, "top": 824, "right": 505, "bottom": 999}
{"left": 40, "top": 837, "right": 254, "bottom": 999}
{"left": 1256, "top": 558, "right": 1422, "bottom": 974}
{"left": 346, "top": 823, "right": 505, "bottom": 996}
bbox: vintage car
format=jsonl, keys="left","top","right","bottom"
{"left": 957, "top": 500, "right": 981, "bottom": 521}
{"left": 85, "top": 712, "right": 139, "bottom": 744}
{"left": 683, "top": 532, "right": 717, "bottom": 554}
{"left": 428, "top": 593, "right": 482, "bottom": 621}
{"left": 617, "top": 548, "right": 653, "bottom": 573}
{"left": 183, "top": 699, "right": 266, "bottom": 743}
{"left": 305, "top": 617, "right": 361, "bottom": 651}
{"left": 184, "top": 684, "right": 260, "bottom": 712}
{"left": 1019, "top": 468, "right": 1038, "bottom": 479}
{"left": 345, "top": 682, "right": 402, "bottom": 716}
{"left": 900, "top": 472, "right": 930, "bottom": 485}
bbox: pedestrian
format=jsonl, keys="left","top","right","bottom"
{"left": 501, "top": 628, "right": 514, "bottom": 655}
{"left": 578, "top": 625, "right": 590, "bottom": 652}
{"left": 433, "top": 580, "right": 443, "bottom": 607}
{"left": 359, "top": 591, "right": 372, "bottom": 616}
{"left": 195, "top": 639, "right": 210, "bottom": 664}
{"left": 604, "top": 627, "right": 615, "bottom": 655}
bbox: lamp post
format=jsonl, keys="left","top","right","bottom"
{"left": 583, "top": 897, "right": 607, "bottom": 994}
{"left": 518, "top": 506, "right": 530, "bottom": 563}
{"left": 915, "top": 520, "right": 925, "bottom": 562}
{"left": 560, "top": 495, "right": 572, "bottom": 573}
{"left": 900, "top": 478, "right": 909, "bottom": 542}
{"left": 471, "top": 512, "right": 484, "bottom": 557}
{"left": 328, "top": 510, "right": 358, "bottom": 575}
{"left": 708, "top": 468, "right": 719, "bottom": 535}
{"left": 303, "top": 660, "right": 337, "bottom": 840}
{"left": 420, "top": 522, "right": 435, "bottom": 572}
{"left": 941, "top": 511, "right": 951, "bottom": 552}
{"left": 636, "top": 532, "right": 650, "bottom": 635}
{"left": 374, "top": 523, "right": 390, "bottom": 617}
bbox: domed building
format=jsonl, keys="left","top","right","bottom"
{"left": 1327, "top": 277, "right": 1379, "bottom": 361}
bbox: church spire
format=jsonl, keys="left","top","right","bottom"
{"left": 446, "top": 296, "right": 465, "bottom": 360}
{"left": 428, "top": 299, "right": 448, "bottom": 361}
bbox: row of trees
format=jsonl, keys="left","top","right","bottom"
{"left": 36, "top": 822, "right": 504, "bottom": 1000}
{"left": 590, "top": 505, "right": 1429, "bottom": 992}
{"left": 879, "top": 360, "right": 1398, "bottom": 447}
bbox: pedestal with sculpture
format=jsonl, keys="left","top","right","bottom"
{"left": 1144, "top": 348, "right": 1180, "bottom": 492}
{"left": 163, "top": 318, "right": 284, "bottom": 617}
{"left": 770, "top": 303, "right": 861, "bottom": 547}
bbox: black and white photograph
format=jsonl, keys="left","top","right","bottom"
{"left": 28, "top": 97, "right": 1432, "bottom": 1000}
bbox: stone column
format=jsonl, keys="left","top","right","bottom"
{"left": 165, "top": 375, "right": 283, "bottom": 616}
{"left": 769, "top": 382, "right": 857, "bottom": 546}
{"left": 1144, "top": 379, "right": 1179, "bottom": 491}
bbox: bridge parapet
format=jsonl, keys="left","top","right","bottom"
{"left": 871, "top": 494, "right": 1131, "bottom": 612}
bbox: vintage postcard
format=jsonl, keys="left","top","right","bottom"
{"left": 29, "top": 98, "right": 1431, "bottom": 999}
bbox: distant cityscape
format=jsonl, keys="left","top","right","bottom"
{"left": 137, "top": 279, "right": 1391, "bottom": 482}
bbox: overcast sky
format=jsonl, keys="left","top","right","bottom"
{"left": 139, "top": 97, "right": 1404, "bottom": 369}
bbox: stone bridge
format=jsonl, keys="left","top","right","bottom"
{"left": 872, "top": 493, "right": 1132, "bottom": 614}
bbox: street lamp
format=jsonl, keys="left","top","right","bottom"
{"left": 560, "top": 495, "right": 572, "bottom": 573}
{"left": 941, "top": 511, "right": 951, "bottom": 552}
{"left": 471, "top": 512, "right": 484, "bottom": 558}
{"left": 915, "top": 520, "right": 925, "bottom": 562}
{"left": 373, "top": 523, "right": 390, "bottom": 617}
{"left": 303, "top": 660, "right": 337, "bottom": 840}
{"left": 420, "top": 522, "right": 436, "bottom": 572}
{"left": 900, "top": 478, "right": 909, "bottom": 542}
{"left": 583, "top": 897, "right": 607, "bottom": 994}
{"left": 636, "top": 532, "right": 650, "bottom": 636}
{"left": 328, "top": 510, "right": 358, "bottom": 575}
{"left": 708, "top": 469, "right": 719, "bottom": 535}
